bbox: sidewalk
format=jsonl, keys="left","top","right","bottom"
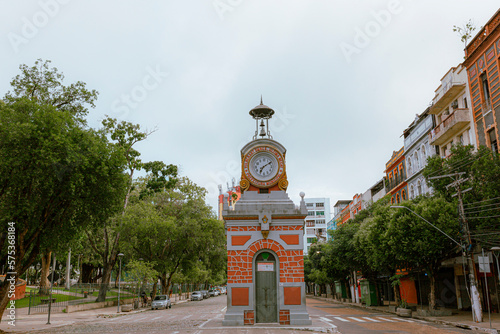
{"left": 0, "top": 295, "right": 191, "bottom": 334}
{"left": 310, "top": 295, "right": 499, "bottom": 334}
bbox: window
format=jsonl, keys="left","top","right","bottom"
{"left": 402, "top": 189, "right": 406, "bottom": 201}
{"left": 414, "top": 152, "right": 419, "bottom": 170}
{"left": 421, "top": 145, "right": 426, "bottom": 161}
{"left": 407, "top": 158, "right": 412, "bottom": 175}
{"left": 417, "top": 180, "right": 422, "bottom": 196}
{"left": 307, "top": 211, "right": 314, "bottom": 216}
{"left": 306, "top": 220, "right": 315, "bottom": 227}
{"left": 396, "top": 193, "right": 400, "bottom": 204}
{"left": 306, "top": 203, "right": 313, "bottom": 207}
{"left": 488, "top": 129, "right": 498, "bottom": 153}
{"left": 316, "top": 219, "right": 325, "bottom": 224}
{"left": 306, "top": 228, "right": 315, "bottom": 235}
{"left": 315, "top": 202, "right": 324, "bottom": 208}
{"left": 316, "top": 211, "right": 325, "bottom": 216}
{"left": 307, "top": 237, "right": 317, "bottom": 244}
{"left": 463, "top": 97, "right": 468, "bottom": 109}
{"left": 410, "top": 185, "right": 415, "bottom": 199}
{"left": 459, "top": 134, "right": 464, "bottom": 145}
{"left": 391, "top": 196, "right": 395, "bottom": 204}
{"left": 481, "top": 73, "right": 491, "bottom": 110}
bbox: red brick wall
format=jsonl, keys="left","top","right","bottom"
{"left": 227, "top": 238, "right": 304, "bottom": 284}
{"left": 279, "top": 309, "right": 290, "bottom": 325}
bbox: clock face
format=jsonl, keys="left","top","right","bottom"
{"left": 253, "top": 155, "right": 274, "bottom": 177}
{"left": 242, "top": 145, "right": 285, "bottom": 188}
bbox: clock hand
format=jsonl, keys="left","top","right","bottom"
{"left": 259, "top": 161, "right": 272, "bottom": 173}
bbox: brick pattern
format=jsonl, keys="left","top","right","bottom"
{"left": 227, "top": 225, "right": 302, "bottom": 231}
{"left": 227, "top": 239, "right": 304, "bottom": 284}
{"left": 279, "top": 309, "right": 290, "bottom": 325}
{"left": 244, "top": 310, "right": 255, "bottom": 325}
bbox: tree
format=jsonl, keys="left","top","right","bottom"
{"left": 453, "top": 19, "right": 476, "bottom": 48}
{"left": 88, "top": 117, "right": 177, "bottom": 302}
{"left": 387, "top": 196, "right": 459, "bottom": 310}
{"left": 119, "top": 177, "right": 225, "bottom": 296}
{"left": 0, "top": 97, "right": 128, "bottom": 320}
{"left": 4, "top": 59, "right": 98, "bottom": 123}
{"left": 424, "top": 145, "right": 500, "bottom": 247}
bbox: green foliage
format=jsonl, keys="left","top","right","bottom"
{"left": 423, "top": 145, "right": 500, "bottom": 246}
{"left": 453, "top": 19, "right": 476, "bottom": 47}
{"left": 119, "top": 177, "right": 226, "bottom": 291}
{"left": 125, "top": 260, "right": 159, "bottom": 285}
{"left": 4, "top": 59, "right": 98, "bottom": 124}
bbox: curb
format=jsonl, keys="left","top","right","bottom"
{"left": 309, "top": 296, "right": 499, "bottom": 334}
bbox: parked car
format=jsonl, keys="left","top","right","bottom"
{"left": 191, "top": 291, "right": 203, "bottom": 301}
{"left": 208, "top": 289, "right": 219, "bottom": 297}
{"left": 151, "top": 295, "right": 171, "bottom": 310}
{"left": 200, "top": 290, "right": 209, "bottom": 299}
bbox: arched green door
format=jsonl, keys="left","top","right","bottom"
{"left": 255, "top": 252, "right": 277, "bottom": 323}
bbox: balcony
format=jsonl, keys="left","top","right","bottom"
{"left": 429, "top": 82, "right": 466, "bottom": 114}
{"left": 429, "top": 108, "right": 471, "bottom": 145}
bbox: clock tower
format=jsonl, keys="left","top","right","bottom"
{"left": 222, "top": 99, "right": 312, "bottom": 326}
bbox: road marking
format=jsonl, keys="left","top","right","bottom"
{"left": 397, "top": 318, "right": 415, "bottom": 322}
{"left": 376, "top": 317, "right": 397, "bottom": 322}
{"left": 348, "top": 317, "right": 366, "bottom": 322}
{"left": 320, "top": 317, "right": 333, "bottom": 322}
{"left": 151, "top": 316, "right": 162, "bottom": 320}
{"left": 134, "top": 316, "right": 148, "bottom": 322}
{"left": 182, "top": 314, "right": 192, "bottom": 320}
{"left": 199, "top": 319, "right": 211, "bottom": 328}
{"left": 362, "top": 317, "right": 381, "bottom": 322}
{"left": 221, "top": 306, "right": 227, "bottom": 312}
{"left": 334, "top": 316, "right": 350, "bottom": 322}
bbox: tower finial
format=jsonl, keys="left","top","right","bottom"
{"left": 260, "top": 95, "right": 263, "bottom": 105}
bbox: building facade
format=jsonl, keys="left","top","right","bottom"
{"left": 463, "top": 9, "right": 500, "bottom": 153}
{"left": 429, "top": 64, "right": 477, "bottom": 157}
{"left": 385, "top": 147, "right": 408, "bottom": 204}
{"left": 303, "top": 197, "right": 330, "bottom": 254}
{"left": 403, "top": 108, "right": 436, "bottom": 199}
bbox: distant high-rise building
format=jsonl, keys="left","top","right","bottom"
{"left": 303, "top": 197, "right": 330, "bottom": 255}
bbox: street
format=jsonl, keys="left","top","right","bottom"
{"left": 27, "top": 296, "right": 484, "bottom": 334}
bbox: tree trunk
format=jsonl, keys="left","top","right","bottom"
{"left": 152, "top": 281, "right": 158, "bottom": 299}
{"left": 394, "top": 283, "right": 401, "bottom": 305}
{"left": 39, "top": 251, "right": 52, "bottom": 295}
{"left": 96, "top": 265, "right": 112, "bottom": 302}
{"left": 161, "top": 272, "right": 169, "bottom": 295}
{"left": 429, "top": 273, "right": 436, "bottom": 310}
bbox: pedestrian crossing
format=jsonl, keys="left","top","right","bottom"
{"left": 317, "top": 315, "right": 427, "bottom": 324}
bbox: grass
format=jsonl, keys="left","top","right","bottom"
{"left": 13, "top": 293, "right": 83, "bottom": 309}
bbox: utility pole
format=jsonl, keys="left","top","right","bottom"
{"left": 430, "top": 172, "right": 482, "bottom": 322}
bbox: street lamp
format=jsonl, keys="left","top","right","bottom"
{"left": 492, "top": 247, "right": 500, "bottom": 282}
{"left": 117, "top": 253, "right": 124, "bottom": 313}
{"left": 390, "top": 206, "right": 463, "bottom": 249}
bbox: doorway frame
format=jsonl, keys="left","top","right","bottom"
{"left": 253, "top": 249, "right": 280, "bottom": 323}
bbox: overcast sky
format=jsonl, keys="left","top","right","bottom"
{"left": 2, "top": 1, "right": 499, "bottom": 212}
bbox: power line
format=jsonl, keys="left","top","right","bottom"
{"left": 465, "top": 214, "right": 500, "bottom": 219}
{"left": 463, "top": 197, "right": 500, "bottom": 207}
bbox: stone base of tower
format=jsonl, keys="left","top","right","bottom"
{"left": 222, "top": 282, "right": 312, "bottom": 326}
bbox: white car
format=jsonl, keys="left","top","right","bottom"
{"left": 151, "top": 295, "right": 171, "bottom": 310}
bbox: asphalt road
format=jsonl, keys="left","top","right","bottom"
{"left": 29, "top": 295, "right": 483, "bottom": 334}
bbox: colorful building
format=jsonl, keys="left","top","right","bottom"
{"left": 222, "top": 100, "right": 311, "bottom": 326}
{"left": 463, "top": 9, "right": 500, "bottom": 153}
{"left": 429, "top": 64, "right": 477, "bottom": 157}
{"left": 385, "top": 147, "right": 408, "bottom": 204}
{"left": 403, "top": 107, "right": 436, "bottom": 199}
